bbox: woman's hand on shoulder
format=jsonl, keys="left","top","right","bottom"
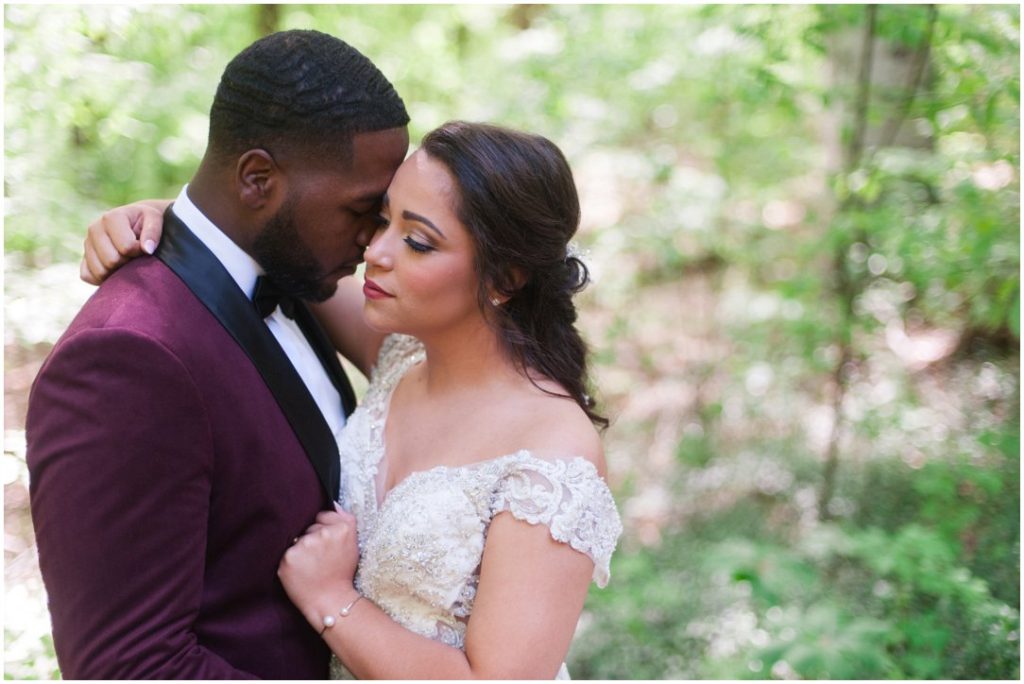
{"left": 81, "top": 199, "right": 171, "bottom": 285}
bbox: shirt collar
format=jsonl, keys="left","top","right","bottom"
{"left": 170, "top": 184, "right": 264, "bottom": 298}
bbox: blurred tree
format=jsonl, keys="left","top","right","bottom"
{"left": 257, "top": 4, "right": 281, "bottom": 37}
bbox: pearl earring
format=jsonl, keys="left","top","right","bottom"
{"left": 490, "top": 297, "right": 502, "bottom": 307}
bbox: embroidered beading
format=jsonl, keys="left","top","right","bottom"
{"left": 334, "top": 334, "right": 622, "bottom": 676}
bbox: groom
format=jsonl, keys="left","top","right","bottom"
{"left": 26, "top": 31, "right": 409, "bottom": 678}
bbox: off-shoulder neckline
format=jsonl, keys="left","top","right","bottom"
{"left": 375, "top": 449, "right": 600, "bottom": 511}
{"left": 368, "top": 336, "right": 602, "bottom": 509}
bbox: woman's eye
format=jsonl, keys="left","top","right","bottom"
{"left": 373, "top": 214, "right": 389, "bottom": 230}
{"left": 403, "top": 236, "right": 434, "bottom": 254}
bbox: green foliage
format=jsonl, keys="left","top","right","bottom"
{"left": 568, "top": 539, "right": 712, "bottom": 679}
{"left": 740, "top": 603, "right": 897, "bottom": 679}
{"left": 5, "top": 5, "right": 259, "bottom": 261}
{"left": 6, "top": 4, "right": 1017, "bottom": 334}
{"left": 573, "top": 439, "right": 1020, "bottom": 678}
{"left": 841, "top": 521, "right": 1018, "bottom": 678}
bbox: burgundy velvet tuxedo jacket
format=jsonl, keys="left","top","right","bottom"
{"left": 26, "top": 210, "right": 356, "bottom": 678}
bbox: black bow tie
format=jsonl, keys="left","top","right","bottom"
{"left": 252, "top": 275, "right": 297, "bottom": 319}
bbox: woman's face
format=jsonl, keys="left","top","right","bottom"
{"left": 361, "top": 149, "right": 483, "bottom": 337}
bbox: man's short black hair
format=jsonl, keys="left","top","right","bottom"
{"left": 208, "top": 30, "right": 409, "bottom": 165}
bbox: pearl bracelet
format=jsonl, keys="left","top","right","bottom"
{"left": 318, "top": 595, "right": 365, "bottom": 636}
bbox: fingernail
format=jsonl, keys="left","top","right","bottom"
{"left": 143, "top": 240, "right": 157, "bottom": 255}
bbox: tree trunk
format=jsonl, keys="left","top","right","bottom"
{"left": 506, "top": 4, "right": 547, "bottom": 30}
{"left": 818, "top": 4, "right": 878, "bottom": 521}
{"left": 817, "top": 5, "right": 939, "bottom": 520}
{"left": 256, "top": 4, "right": 281, "bottom": 37}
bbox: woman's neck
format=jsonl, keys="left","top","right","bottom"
{"left": 416, "top": 318, "right": 518, "bottom": 397}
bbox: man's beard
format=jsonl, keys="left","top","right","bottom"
{"left": 251, "top": 197, "right": 338, "bottom": 303}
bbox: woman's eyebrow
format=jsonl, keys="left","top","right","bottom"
{"left": 402, "top": 210, "right": 446, "bottom": 239}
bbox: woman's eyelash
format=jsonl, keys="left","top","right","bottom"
{"left": 373, "top": 215, "right": 433, "bottom": 253}
{"left": 403, "top": 236, "right": 434, "bottom": 253}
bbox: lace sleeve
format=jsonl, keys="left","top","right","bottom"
{"left": 489, "top": 454, "right": 623, "bottom": 587}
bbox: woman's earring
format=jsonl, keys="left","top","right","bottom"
{"left": 490, "top": 296, "right": 502, "bottom": 307}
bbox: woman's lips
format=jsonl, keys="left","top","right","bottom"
{"left": 363, "top": 278, "right": 394, "bottom": 300}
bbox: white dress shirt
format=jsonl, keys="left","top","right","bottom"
{"left": 170, "top": 185, "right": 345, "bottom": 439}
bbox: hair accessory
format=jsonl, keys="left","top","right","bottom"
{"left": 563, "top": 241, "right": 593, "bottom": 292}
{"left": 566, "top": 241, "right": 584, "bottom": 260}
{"left": 319, "top": 595, "right": 365, "bottom": 636}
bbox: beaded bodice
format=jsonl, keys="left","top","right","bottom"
{"left": 331, "top": 334, "right": 621, "bottom": 677}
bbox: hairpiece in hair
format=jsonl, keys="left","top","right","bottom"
{"left": 566, "top": 241, "right": 586, "bottom": 262}
{"left": 565, "top": 241, "right": 592, "bottom": 293}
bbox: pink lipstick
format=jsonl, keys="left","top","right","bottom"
{"left": 363, "top": 278, "right": 393, "bottom": 300}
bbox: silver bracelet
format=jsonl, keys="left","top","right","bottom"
{"left": 318, "top": 594, "right": 365, "bottom": 636}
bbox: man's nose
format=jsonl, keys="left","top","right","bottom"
{"left": 354, "top": 221, "right": 376, "bottom": 249}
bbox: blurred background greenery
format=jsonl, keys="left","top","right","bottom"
{"left": 4, "top": 3, "right": 1019, "bottom": 679}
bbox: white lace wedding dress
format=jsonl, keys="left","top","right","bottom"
{"left": 329, "top": 334, "right": 622, "bottom": 679}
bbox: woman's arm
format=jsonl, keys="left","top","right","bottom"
{"left": 463, "top": 512, "right": 594, "bottom": 677}
{"left": 279, "top": 508, "right": 594, "bottom": 679}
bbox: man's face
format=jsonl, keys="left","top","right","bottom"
{"left": 252, "top": 126, "right": 409, "bottom": 301}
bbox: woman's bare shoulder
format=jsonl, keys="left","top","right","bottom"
{"left": 504, "top": 385, "right": 607, "bottom": 478}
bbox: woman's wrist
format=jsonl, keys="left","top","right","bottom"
{"left": 304, "top": 584, "right": 361, "bottom": 634}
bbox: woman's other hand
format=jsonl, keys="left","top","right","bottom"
{"left": 81, "top": 199, "right": 170, "bottom": 285}
{"left": 278, "top": 506, "right": 361, "bottom": 624}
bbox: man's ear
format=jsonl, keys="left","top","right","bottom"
{"left": 236, "top": 149, "right": 280, "bottom": 210}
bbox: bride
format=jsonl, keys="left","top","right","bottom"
{"left": 83, "top": 121, "right": 622, "bottom": 679}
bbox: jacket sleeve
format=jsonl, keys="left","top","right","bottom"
{"left": 27, "top": 326, "right": 258, "bottom": 679}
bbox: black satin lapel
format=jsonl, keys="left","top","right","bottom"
{"left": 155, "top": 208, "right": 340, "bottom": 501}
{"left": 291, "top": 304, "right": 357, "bottom": 417}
